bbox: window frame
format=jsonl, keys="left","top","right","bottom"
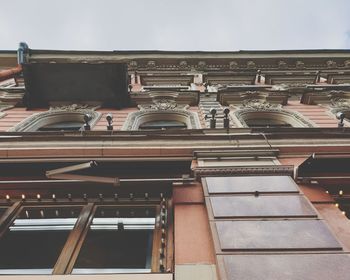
{"left": 8, "top": 110, "right": 101, "bottom": 132}
{"left": 0, "top": 200, "right": 171, "bottom": 275}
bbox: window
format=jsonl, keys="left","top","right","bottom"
{"left": 122, "top": 110, "right": 200, "bottom": 130}
{"left": 9, "top": 107, "right": 101, "bottom": 132}
{"left": 0, "top": 200, "right": 170, "bottom": 275}
{"left": 233, "top": 109, "right": 314, "bottom": 128}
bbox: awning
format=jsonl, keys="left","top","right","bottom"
{"left": 297, "top": 153, "right": 350, "bottom": 183}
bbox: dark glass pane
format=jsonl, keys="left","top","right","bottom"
{"left": 246, "top": 119, "right": 292, "bottom": 128}
{"left": 139, "top": 120, "right": 187, "bottom": 130}
{"left": 38, "top": 121, "right": 83, "bottom": 131}
{"left": 74, "top": 230, "right": 153, "bottom": 269}
{"left": 73, "top": 206, "right": 156, "bottom": 273}
{"left": 0, "top": 207, "right": 81, "bottom": 274}
{"left": 0, "top": 208, "right": 6, "bottom": 218}
{"left": 0, "top": 230, "right": 70, "bottom": 271}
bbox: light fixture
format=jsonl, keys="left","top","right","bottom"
{"left": 336, "top": 112, "right": 345, "bottom": 128}
{"left": 83, "top": 113, "right": 92, "bottom": 131}
{"left": 106, "top": 113, "right": 113, "bottom": 131}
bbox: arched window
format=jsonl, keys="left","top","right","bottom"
{"left": 9, "top": 109, "right": 101, "bottom": 132}
{"left": 122, "top": 110, "right": 200, "bottom": 130}
{"left": 233, "top": 109, "right": 314, "bottom": 128}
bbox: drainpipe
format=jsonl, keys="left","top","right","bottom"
{"left": 0, "top": 42, "right": 28, "bottom": 82}
{"left": 17, "top": 42, "right": 29, "bottom": 65}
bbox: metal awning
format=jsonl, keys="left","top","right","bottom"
{"left": 297, "top": 153, "right": 350, "bottom": 183}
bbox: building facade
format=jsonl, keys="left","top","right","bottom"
{"left": 0, "top": 45, "right": 350, "bottom": 279}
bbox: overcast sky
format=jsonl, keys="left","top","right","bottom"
{"left": 1, "top": 0, "right": 350, "bottom": 51}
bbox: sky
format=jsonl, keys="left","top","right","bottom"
{"left": 1, "top": 0, "right": 350, "bottom": 51}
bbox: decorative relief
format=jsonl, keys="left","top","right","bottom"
{"left": 128, "top": 60, "right": 138, "bottom": 69}
{"left": 344, "top": 60, "right": 350, "bottom": 68}
{"left": 49, "top": 104, "right": 99, "bottom": 113}
{"left": 247, "top": 61, "right": 256, "bottom": 69}
{"left": 147, "top": 60, "right": 156, "bottom": 68}
{"left": 229, "top": 61, "right": 239, "bottom": 69}
{"left": 241, "top": 99, "right": 282, "bottom": 110}
{"left": 194, "top": 165, "right": 294, "bottom": 178}
{"left": 331, "top": 97, "right": 350, "bottom": 109}
{"left": 197, "top": 61, "right": 206, "bottom": 69}
{"left": 278, "top": 61, "right": 288, "bottom": 69}
{"left": 179, "top": 60, "right": 188, "bottom": 68}
{"left": 139, "top": 99, "right": 178, "bottom": 111}
{"left": 295, "top": 61, "right": 305, "bottom": 69}
{"left": 326, "top": 60, "right": 337, "bottom": 68}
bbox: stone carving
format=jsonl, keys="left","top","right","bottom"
{"left": 49, "top": 104, "right": 99, "bottom": 113}
{"left": 271, "top": 84, "right": 289, "bottom": 91}
{"left": 242, "top": 99, "right": 281, "bottom": 110}
{"left": 229, "top": 61, "right": 239, "bottom": 69}
{"left": 129, "top": 60, "right": 138, "bottom": 68}
{"left": 344, "top": 60, "right": 350, "bottom": 68}
{"left": 278, "top": 61, "right": 287, "bottom": 69}
{"left": 295, "top": 61, "right": 305, "bottom": 69}
{"left": 179, "top": 60, "right": 188, "bottom": 68}
{"left": 331, "top": 97, "right": 350, "bottom": 111}
{"left": 150, "top": 99, "right": 178, "bottom": 110}
{"left": 326, "top": 60, "right": 337, "bottom": 68}
{"left": 197, "top": 61, "right": 206, "bottom": 69}
{"left": 247, "top": 61, "right": 256, "bottom": 69}
{"left": 147, "top": 60, "right": 156, "bottom": 68}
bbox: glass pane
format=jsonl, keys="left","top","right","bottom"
{"left": 246, "top": 119, "right": 292, "bottom": 128}
{"left": 0, "top": 206, "right": 81, "bottom": 274}
{"left": 139, "top": 120, "right": 187, "bottom": 130}
{"left": 38, "top": 121, "right": 83, "bottom": 131}
{"left": 73, "top": 206, "right": 156, "bottom": 274}
{"left": 0, "top": 207, "right": 6, "bottom": 218}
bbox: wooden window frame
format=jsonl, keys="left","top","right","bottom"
{"left": 0, "top": 200, "right": 172, "bottom": 275}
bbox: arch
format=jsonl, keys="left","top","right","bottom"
{"left": 232, "top": 108, "right": 315, "bottom": 128}
{"left": 9, "top": 110, "right": 101, "bottom": 132}
{"left": 122, "top": 109, "right": 201, "bottom": 130}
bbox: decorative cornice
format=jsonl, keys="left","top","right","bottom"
{"left": 194, "top": 165, "right": 294, "bottom": 178}
{"left": 49, "top": 103, "right": 99, "bottom": 113}
{"left": 241, "top": 99, "right": 282, "bottom": 110}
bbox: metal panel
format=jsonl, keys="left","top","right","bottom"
{"left": 215, "top": 220, "right": 341, "bottom": 251}
{"left": 210, "top": 195, "right": 316, "bottom": 218}
{"left": 205, "top": 176, "right": 298, "bottom": 194}
{"left": 222, "top": 254, "right": 350, "bottom": 280}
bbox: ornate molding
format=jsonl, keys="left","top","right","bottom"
{"left": 49, "top": 104, "right": 99, "bottom": 113}
{"left": 194, "top": 165, "right": 294, "bottom": 178}
{"left": 232, "top": 106, "right": 315, "bottom": 128}
{"left": 241, "top": 99, "right": 282, "bottom": 110}
{"left": 122, "top": 107, "right": 201, "bottom": 130}
{"left": 9, "top": 104, "right": 101, "bottom": 132}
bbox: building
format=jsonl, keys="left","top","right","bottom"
{"left": 0, "top": 44, "right": 350, "bottom": 279}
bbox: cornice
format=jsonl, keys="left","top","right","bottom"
{"left": 193, "top": 165, "right": 294, "bottom": 178}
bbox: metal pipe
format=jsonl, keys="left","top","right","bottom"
{"left": 0, "top": 65, "right": 22, "bottom": 82}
